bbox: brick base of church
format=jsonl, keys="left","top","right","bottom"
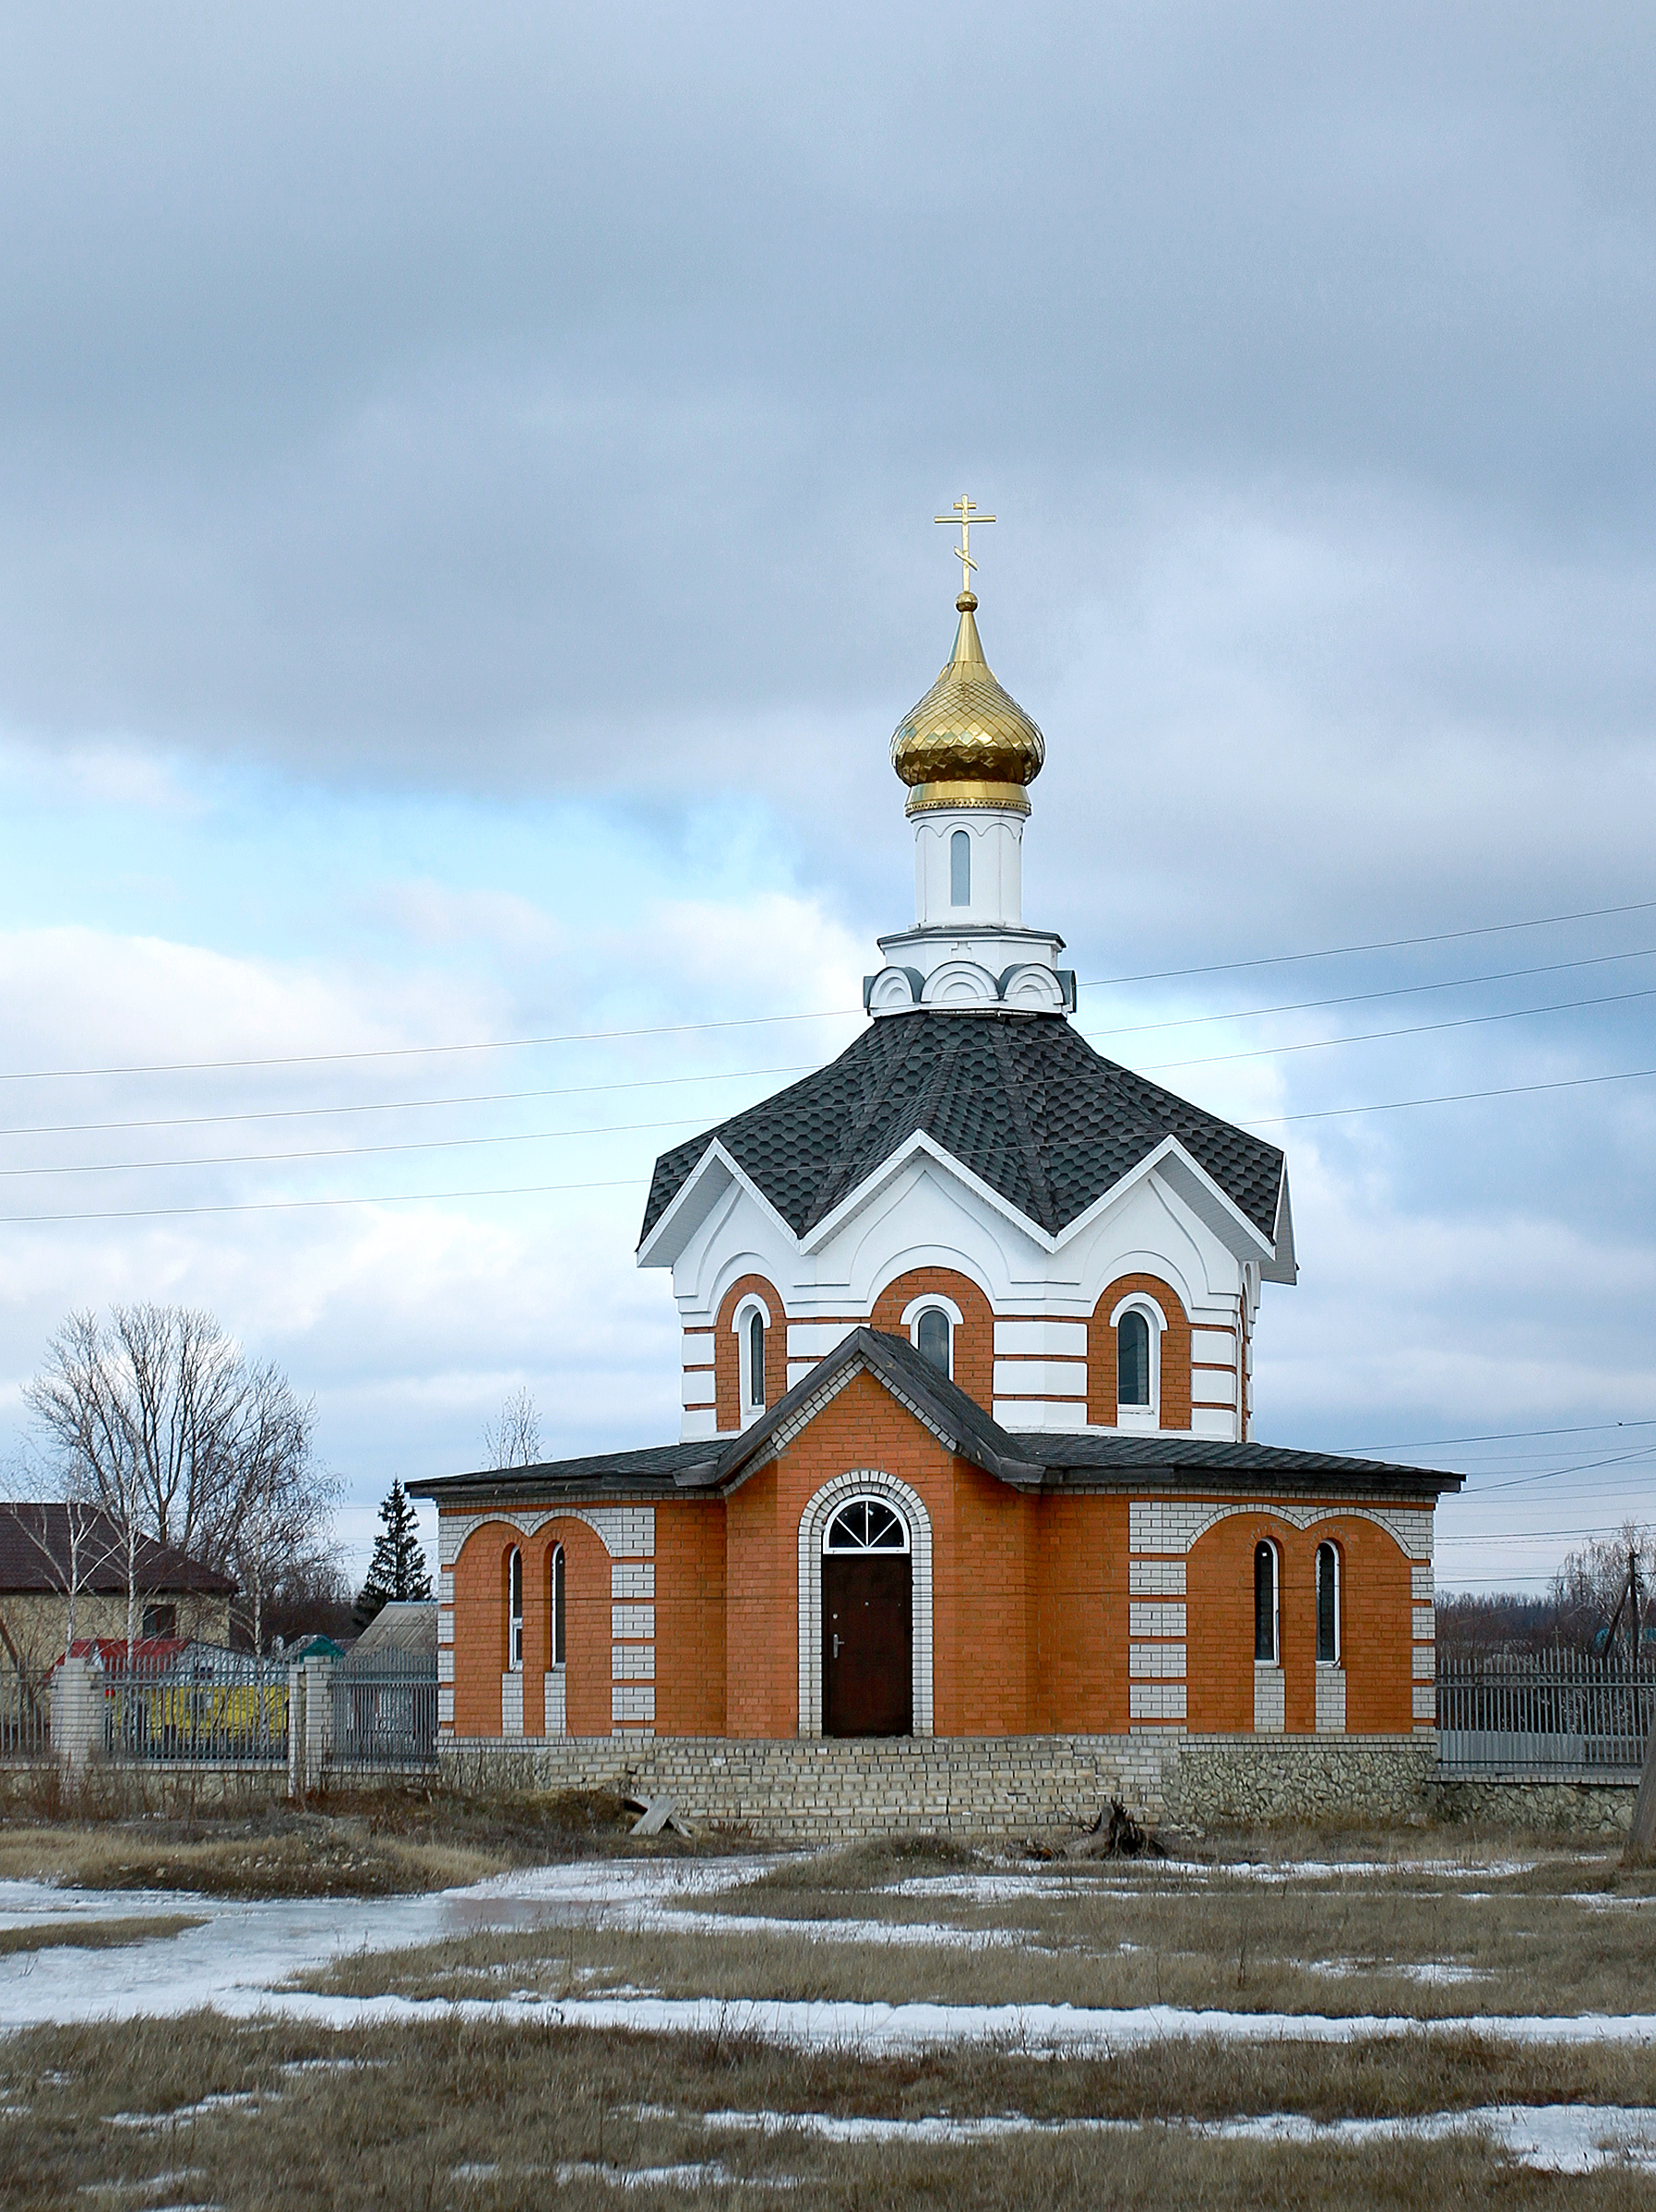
{"left": 439, "top": 1730, "right": 1437, "bottom": 1837}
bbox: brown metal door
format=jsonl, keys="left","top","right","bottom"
{"left": 823, "top": 1553, "right": 912, "bottom": 1737}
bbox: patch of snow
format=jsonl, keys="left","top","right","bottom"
{"left": 700, "top": 2102, "right": 1656, "bottom": 2172}
{"left": 105, "top": 2094, "right": 266, "bottom": 2128}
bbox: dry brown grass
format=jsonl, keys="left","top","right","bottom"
{"left": 294, "top": 1844, "right": 1656, "bottom": 2020}
{"left": 1, "top": 2013, "right": 1654, "bottom": 2210}
{"left": 0, "top": 1783, "right": 757, "bottom": 1897}
{"left": 0, "top": 1913, "right": 203, "bottom": 1956}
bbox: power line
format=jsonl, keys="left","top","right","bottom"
{"left": 13, "top": 989, "right": 1656, "bottom": 1181}
{"left": 9, "top": 1052, "right": 1656, "bottom": 1215}
{"left": 0, "top": 1112, "right": 715, "bottom": 1180}
{"left": 1117, "top": 980, "right": 1656, "bottom": 1079}
{"left": 1085, "top": 942, "right": 1656, "bottom": 1043}
{"left": 0, "top": 1177, "right": 654, "bottom": 1227}
{"left": 0, "top": 1062, "right": 822, "bottom": 1142}
{"left": 8, "top": 936, "right": 1650, "bottom": 1142}
{"left": 1248, "top": 1062, "right": 1656, "bottom": 1129}
{"left": 1338, "top": 1420, "right": 1656, "bottom": 1453}
{"left": 7, "top": 892, "right": 1655, "bottom": 1086}
{"left": 1437, "top": 1524, "right": 1645, "bottom": 1544}
{"left": 1460, "top": 1447, "right": 1656, "bottom": 1495}
{"left": 0, "top": 1005, "right": 865, "bottom": 1085}
{"left": 1081, "top": 895, "right": 1656, "bottom": 989}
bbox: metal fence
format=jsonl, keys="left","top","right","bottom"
{"left": 102, "top": 1647, "right": 289, "bottom": 1766}
{"left": 1437, "top": 1653, "right": 1655, "bottom": 1778}
{"left": 0, "top": 1659, "right": 52, "bottom": 1759}
{"left": 324, "top": 1650, "right": 437, "bottom": 1773}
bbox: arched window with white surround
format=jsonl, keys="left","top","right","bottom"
{"left": 1316, "top": 1540, "right": 1340, "bottom": 1665}
{"left": 900, "top": 1292, "right": 961, "bottom": 1382}
{"left": 548, "top": 1542, "right": 566, "bottom": 1670}
{"left": 732, "top": 1293, "right": 773, "bottom": 1421}
{"left": 1110, "top": 1294, "right": 1163, "bottom": 1423}
{"left": 747, "top": 1310, "right": 765, "bottom": 1408}
{"left": 1118, "top": 1311, "right": 1150, "bottom": 1406}
{"left": 949, "top": 827, "right": 971, "bottom": 907}
{"left": 506, "top": 1546, "right": 524, "bottom": 1672}
{"left": 824, "top": 1495, "right": 911, "bottom": 1552}
{"left": 1254, "top": 1540, "right": 1279, "bottom": 1664}
{"left": 915, "top": 1307, "right": 950, "bottom": 1376}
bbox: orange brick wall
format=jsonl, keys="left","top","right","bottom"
{"left": 656, "top": 1498, "right": 727, "bottom": 1735}
{"left": 871, "top": 1267, "right": 995, "bottom": 1409}
{"left": 1030, "top": 1494, "right": 1131, "bottom": 1734}
{"left": 714, "top": 1273, "right": 790, "bottom": 1429}
{"left": 725, "top": 1461, "right": 792, "bottom": 1733}
{"left": 1088, "top": 1273, "right": 1192, "bottom": 1430}
{"left": 1185, "top": 1509, "right": 1415, "bottom": 1735}
{"left": 450, "top": 1513, "right": 612, "bottom": 1739}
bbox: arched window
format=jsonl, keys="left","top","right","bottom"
{"left": 747, "top": 1309, "right": 766, "bottom": 1410}
{"left": 824, "top": 1495, "right": 911, "bottom": 1552}
{"left": 507, "top": 1547, "right": 524, "bottom": 1672}
{"left": 1117, "top": 1310, "right": 1151, "bottom": 1409}
{"left": 1316, "top": 1540, "right": 1340, "bottom": 1664}
{"left": 915, "top": 1306, "right": 951, "bottom": 1377}
{"left": 949, "top": 827, "right": 971, "bottom": 907}
{"left": 1254, "top": 1540, "right": 1279, "bottom": 1664}
{"left": 548, "top": 1543, "right": 566, "bottom": 1669}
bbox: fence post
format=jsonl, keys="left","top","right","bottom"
{"left": 301, "top": 1655, "right": 335, "bottom": 1796}
{"left": 51, "top": 1655, "right": 101, "bottom": 1775}
{"left": 1628, "top": 1688, "right": 1656, "bottom": 1867}
{"left": 287, "top": 1661, "right": 304, "bottom": 1802}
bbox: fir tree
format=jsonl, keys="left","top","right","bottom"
{"left": 352, "top": 1478, "right": 432, "bottom": 1630}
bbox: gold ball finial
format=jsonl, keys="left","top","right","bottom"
{"left": 956, "top": 591, "right": 977, "bottom": 613}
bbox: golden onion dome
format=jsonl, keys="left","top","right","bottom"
{"left": 889, "top": 592, "right": 1045, "bottom": 817}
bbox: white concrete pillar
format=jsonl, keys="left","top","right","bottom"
{"left": 287, "top": 1656, "right": 336, "bottom": 1797}
{"left": 52, "top": 1655, "right": 102, "bottom": 1773}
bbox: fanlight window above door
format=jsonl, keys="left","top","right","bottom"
{"left": 823, "top": 1496, "right": 911, "bottom": 1554}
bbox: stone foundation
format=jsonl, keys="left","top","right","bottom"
{"left": 1165, "top": 1734, "right": 1436, "bottom": 1829}
{"left": 441, "top": 1730, "right": 1447, "bottom": 1837}
{"left": 1425, "top": 1775, "right": 1637, "bottom": 1836}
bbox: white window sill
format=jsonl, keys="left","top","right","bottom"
{"left": 1116, "top": 1404, "right": 1158, "bottom": 1430}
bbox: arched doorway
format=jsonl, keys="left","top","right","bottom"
{"left": 822, "top": 1496, "right": 912, "bottom": 1737}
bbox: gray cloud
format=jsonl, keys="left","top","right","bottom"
{"left": 2, "top": 4, "right": 1653, "bottom": 786}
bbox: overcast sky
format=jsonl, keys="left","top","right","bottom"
{"left": 2, "top": 4, "right": 1653, "bottom": 1595}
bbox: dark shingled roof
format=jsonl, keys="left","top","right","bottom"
{"left": 411, "top": 1329, "right": 1460, "bottom": 1505}
{"left": 0, "top": 1504, "right": 237, "bottom": 1597}
{"left": 640, "top": 1011, "right": 1285, "bottom": 1247}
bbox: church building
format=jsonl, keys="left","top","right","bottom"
{"left": 415, "top": 519, "right": 1459, "bottom": 1770}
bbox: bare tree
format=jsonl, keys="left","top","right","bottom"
{"left": 24, "top": 1304, "right": 337, "bottom": 1651}
{"left": 483, "top": 1385, "right": 541, "bottom": 1470}
{"left": 1552, "top": 1521, "right": 1655, "bottom": 1657}
{"left": 226, "top": 1362, "right": 337, "bottom": 1655}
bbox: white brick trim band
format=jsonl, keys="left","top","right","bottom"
{"left": 1129, "top": 1498, "right": 1434, "bottom": 1561}
{"left": 442, "top": 1504, "right": 655, "bottom": 1567}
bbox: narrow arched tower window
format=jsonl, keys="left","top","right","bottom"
{"left": 1117, "top": 1310, "right": 1150, "bottom": 1408}
{"left": 1316, "top": 1540, "right": 1340, "bottom": 1664}
{"left": 507, "top": 1546, "right": 524, "bottom": 1672}
{"left": 549, "top": 1543, "right": 566, "bottom": 1669}
{"left": 916, "top": 1306, "right": 951, "bottom": 1376}
{"left": 747, "top": 1309, "right": 766, "bottom": 1409}
{"left": 1254, "top": 1541, "right": 1278, "bottom": 1663}
{"left": 949, "top": 827, "right": 971, "bottom": 907}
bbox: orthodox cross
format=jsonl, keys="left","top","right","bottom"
{"left": 934, "top": 494, "right": 995, "bottom": 594}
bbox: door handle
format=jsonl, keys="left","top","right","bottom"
{"left": 832, "top": 1635, "right": 841, "bottom": 1659}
